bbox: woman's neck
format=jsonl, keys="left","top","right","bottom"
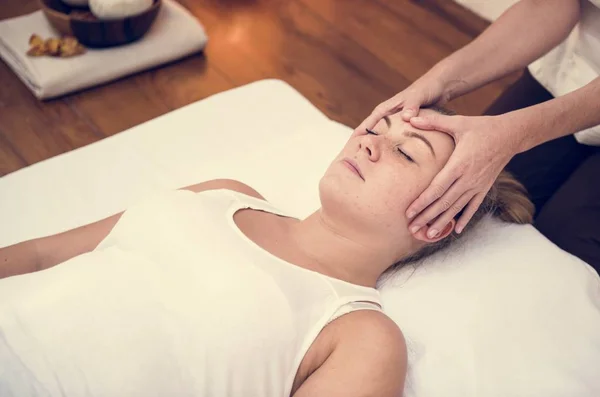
{"left": 284, "top": 210, "right": 403, "bottom": 288}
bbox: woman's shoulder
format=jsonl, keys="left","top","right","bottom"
{"left": 111, "top": 180, "right": 267, "bottom": 227}
{"left": 179, "top": 179, "right": 293, "bottom": 217}
{"left": 295, "top": 310, "right": 407, "bottom": 395}
{"left": 335, "top": 309, "right": 406, "bottom": 354}
{"left": 180, "top": 179, "right": 266, "bottom": 200}
{"left": 334, "top": 310, "right": 407, "bottom": 387}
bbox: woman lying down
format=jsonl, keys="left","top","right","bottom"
{"left": 0, "top": 107, "right": 533, "bottom": 397}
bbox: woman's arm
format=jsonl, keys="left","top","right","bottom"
{"left": 0, "top": 241, "right": 38, "bottom": 280}
{"left": 0, "top": 179, "right": 264, "bottom": 280}
{"left": 429, "top": 0, "right": 580, "bottom": 100}
{"left": 354, "top": 0, "right": 581, "bottom": 132}
{"left": 293, "top": 311, "right": 407, "bottom": 397}
{"left": 0, "top": 213, "right": 122, "bottom": 280}
{"left": 512, "top": 76, "right": 600, "bottom": 152}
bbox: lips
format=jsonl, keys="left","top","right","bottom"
{"left": 342, "top": 158, "right": 364, "bottom": 180}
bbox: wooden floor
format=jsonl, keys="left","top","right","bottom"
{"left": 0, "top": 0, "right": 520, "bottom": 177}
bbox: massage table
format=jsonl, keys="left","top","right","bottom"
{"left": 1, "top": 79, "right": 599, "bottom": 396}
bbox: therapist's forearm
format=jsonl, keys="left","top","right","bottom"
{"left": 428, "top": 0, "right": 580, "bottom": 99}
{"left": 507, "top": 77, "right": 600, "bottom": 153}
{"left": 0, "top": 240, "right": 40, "bottom": 279}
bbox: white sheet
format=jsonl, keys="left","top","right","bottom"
{"left": 1, "top": 79, "right": 599, "bottom": 397}
{"left": 0, "top": 79, "right": 340, "bottom": 246}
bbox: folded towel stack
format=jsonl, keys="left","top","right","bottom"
{"left": 0, "top": 0, "right": 208, "bottom": 100}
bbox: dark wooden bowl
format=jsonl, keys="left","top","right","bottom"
{"left": 38, "top": 0, "right": 162, "bottom": 48}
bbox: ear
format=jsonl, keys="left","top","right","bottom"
{"left": 412, "top": 220, "right": 456, "bottom": 243}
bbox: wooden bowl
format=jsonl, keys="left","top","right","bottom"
{"left": 38, "top": 0, "right": 162, "bottom": 48}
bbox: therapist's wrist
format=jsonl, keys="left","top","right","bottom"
{"left": 501, "top": 110, "right": 539, "bottom": 154}
{"left": 510, "top": 78, "right": 600, "bottom": 152}
{"left": 428, "top": 59, "right": 472, "bottom": 102}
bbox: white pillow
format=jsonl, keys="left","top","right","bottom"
{"left": 379, "top": 217, "right": 600, "bottom": 397}
{"left": 1, "top": 79, "right": 599, "bottom": 397}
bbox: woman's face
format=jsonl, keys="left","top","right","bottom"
{"left": 319, "top": 109, "right": 455, "bottom": 248}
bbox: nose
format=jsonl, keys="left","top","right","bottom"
{"left": 359, "top": 134, "right": 380, "bottom": 162}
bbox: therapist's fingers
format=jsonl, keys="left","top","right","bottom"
{"left": 455, "top": 192, "right": 486, "bottom": 234}
{"left": 407, "top": 176, "right": 468, "bottom": 236}
{"left": 406, "top": 156, "right": 461, "bottom": 222}
{"left": 423, "top": 190, "right": 475, "bottom": 238}
{"left": 354, "top": 98, "right": 405, "bottom": 135}
{"left": 410, "top": 113, "right": 461, "bottom": 139}
{"left": 399, "top": 98, "right": 423, "bottom": 121}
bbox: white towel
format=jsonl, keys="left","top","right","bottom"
{"left": 0, "top": 0, "right": 208, "bottom": 100}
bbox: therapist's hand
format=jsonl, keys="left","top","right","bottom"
{"left": 405, "top": 113, "right": 521, "bottom": 236}
{"left": 354, "top": 76, "right": 450, "bottom": 135}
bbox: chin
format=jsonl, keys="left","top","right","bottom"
{"left": 318, "top": 173, "right": 368, "bottom": 222}
{"left": 319, "top": 174, "right": 350, "bottom": 208}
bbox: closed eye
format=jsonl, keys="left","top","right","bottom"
{"left": 367, "top": 128, "right": 415, "bottom": 163}
{"left": 398, "top": 148, "right": 414, "bottom": 163}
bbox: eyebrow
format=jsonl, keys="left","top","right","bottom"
{"left": 383, "top": 116, "right": 436, "bottom": 158}
{"left": 384, "top": 115, "right": 391, "bottom": 129}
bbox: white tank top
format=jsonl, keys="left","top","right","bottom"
{"left": 528, "top": 0, "right": 600, "bottom": 146}
{"left": 0, "top": 188, "right": 382, "bottom": 397}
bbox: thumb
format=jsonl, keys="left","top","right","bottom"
{"left": 410, "top": 113, "right": 460, "bottom": 137}
{"left": 354, "top": 111, "right": 384, "bottom": 135}
{"left": 354, "top": 99, "right": 404, "bottom": 135}
{"left": 400, "top": 98, "right": 423, "bottom": 121}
